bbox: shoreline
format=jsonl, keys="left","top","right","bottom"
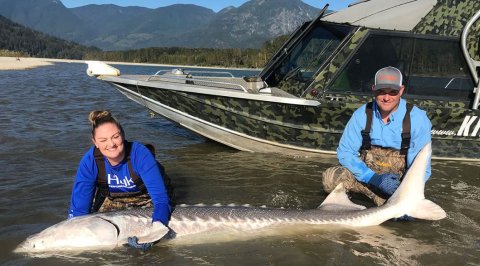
{"left": 0, "top": 56, "right": 261, "bottom": 71}
{"left": 0, "top": 57, "right": 54, "bottom": 70}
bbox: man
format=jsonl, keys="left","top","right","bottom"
{"left": 322, "top": 66, "right": 432, "bottom": 206}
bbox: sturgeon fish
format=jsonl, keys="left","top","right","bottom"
{"left": 15, "top": 142, "right": 446, "bottom": 253}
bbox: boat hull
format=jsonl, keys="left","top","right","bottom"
{"left": 110, "top": 81, "right": 339, "bottom": 156}
{"left": 106, "top": 78, "right": 480, "bottom": 161}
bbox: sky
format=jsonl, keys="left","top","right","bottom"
{"left": 60, "top": 0, "right": 355, "bottom": 12}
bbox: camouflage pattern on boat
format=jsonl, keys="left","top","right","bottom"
{"left": 96, "top": 0, "right": 480, "bottom": 161}
{"left": 122, "top": 83, "right": 480, "bottom": 160}
{"left": 413, "top": 0, "right": 480, "bottom": 59}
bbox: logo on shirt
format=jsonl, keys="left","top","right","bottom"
{"left": 107, "top": 174, "right": 136, "bottom": 189}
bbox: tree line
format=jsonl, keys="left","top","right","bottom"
{"left": 83, "top": 35, "right": 289, "bottom": 69}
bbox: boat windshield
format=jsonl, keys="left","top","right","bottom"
{"left": 261, "top": 22, "right": 352, "bottom": 96}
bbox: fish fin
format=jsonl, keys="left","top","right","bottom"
{"left": 407, "top": 199, "right": 447, "bottom": 220}
{"left": 388, "top": 142, "right": 431, "bottom": 204}
{"left": 386, "top": 142, "right": 446, "bottom": 221}
{"left": 318, "top": 183, "right": 366, "bottom": 211}
{"left": 136, "top": 221, "right": 169, "bottom": 243}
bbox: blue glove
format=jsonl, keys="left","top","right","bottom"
{"left": 368, "top": 173, "right": 401, "bottom": 196}
{"left": 127, "top": 236, "right": 153, "bottom": 251}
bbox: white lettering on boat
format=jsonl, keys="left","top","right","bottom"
{"left": 456, "top": 116, "right": 480, "bottom": 137}
{"left": 431, "top": 130, "right": 456, "bottom": 136}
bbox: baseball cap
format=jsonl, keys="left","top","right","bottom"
{"left": 373, "top": 66, "right": 402, "bottom": 91}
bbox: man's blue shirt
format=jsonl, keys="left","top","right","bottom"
{"left": 68, "top": 141, "right": 171, "bottom": 225}
{"left": 337, "top": 99, "right": 432, "bottom": 183}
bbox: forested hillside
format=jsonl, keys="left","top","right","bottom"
{"left": 0, "top": 15, "right": 98, "bottom": 59}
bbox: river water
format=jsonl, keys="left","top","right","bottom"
{"left": 0, "top": 62, "right": 479, "bottom": 265}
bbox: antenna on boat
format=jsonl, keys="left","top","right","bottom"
{"left": 461, "top": 8, "right": 480, "bottom": 110}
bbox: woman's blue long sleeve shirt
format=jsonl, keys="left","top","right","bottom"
{"left": 68, "top": 141, "right": 171, "bottom": 225}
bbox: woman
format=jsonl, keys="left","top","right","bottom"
{"left": 68, "top": 110, "right": 172, "bottom": 226}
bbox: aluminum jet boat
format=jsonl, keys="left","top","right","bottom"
{"left": 87, "top": 0, "right": 480, "bottom": 161}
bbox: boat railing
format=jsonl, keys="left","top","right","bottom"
{"left": 147, "top": 72, "right": 249, "bottom": 92}
{"left": 461, "top": 8, "right": 480, "bottom": 110}
{"left": 153, "top": 69, "right": 235, "bottom": 77}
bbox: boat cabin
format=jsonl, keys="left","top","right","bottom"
{"left": 260, "top": 0, "right": 479, "bottom": 109}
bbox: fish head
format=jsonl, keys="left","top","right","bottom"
{"left": 15, "top": 233, "right": 51, "bottom": 253}
{"left": 14, "top": 216, "right": 119, "bottom": 253}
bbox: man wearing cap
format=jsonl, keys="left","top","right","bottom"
{"left": 322, "top": 66, "right": 432, "bottom": 207}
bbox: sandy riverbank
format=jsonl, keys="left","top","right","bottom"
{"left": 0, "top": 57, "right": 55, "bottom": 70}
{"left": 0, "top": 56, "right": 260, "bottom": 71}
{"left": 0, "top": 56, "right": 174, "bottom": 71}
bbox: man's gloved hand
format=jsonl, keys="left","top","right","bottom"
{"left": 393, "top": 214, "right": 415, "bottom": 222}
{"left": 127, "top": 236, "right": 154, "bottom": 251}
{"left": 368, "top": 173, "right": 401, "bottom": 196}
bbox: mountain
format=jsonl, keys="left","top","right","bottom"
{"left": 0, "top": 15, "right": 98, "bottom": 59}
{"left": 70, "top": 4, "right": 151, "bottom": 36}
{"left": 0, "top": 0, "right": 92, "bottom": 41}
{"left": 0, "top": 0, "right": 321, "bottom": 50}
{"left": 71, "top": 4, "right": 216, "bottom": 50}
{"left": 180, "top": 0, "right": 319, "bottom": 48}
